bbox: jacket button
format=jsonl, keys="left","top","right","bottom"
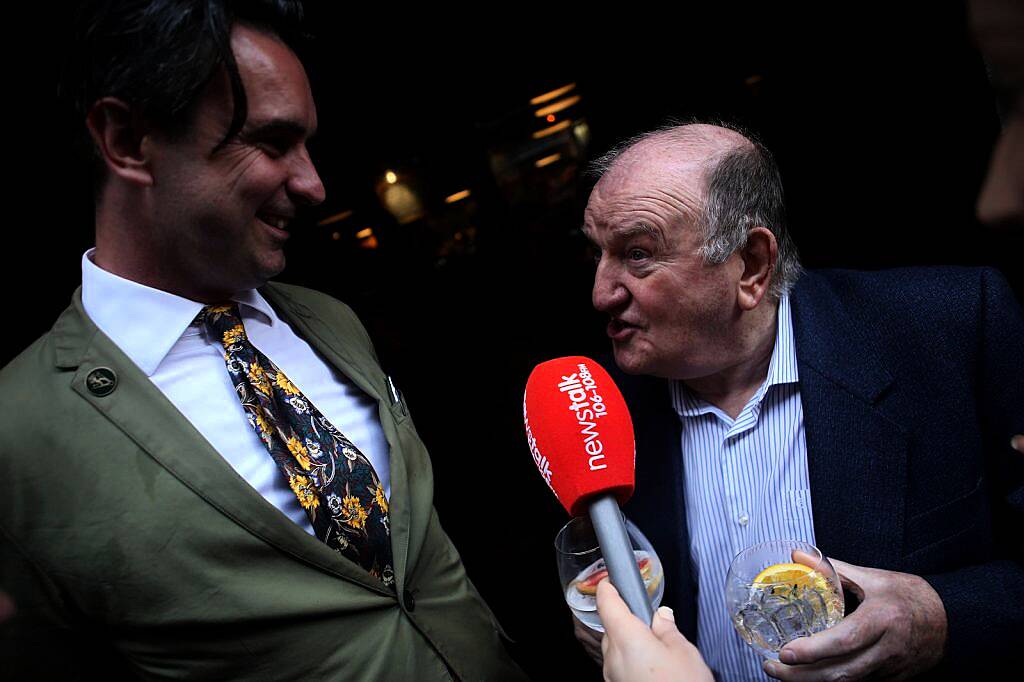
{"left": 403, "top": 589, "right": 415, "bottom": 612}
{"left": 86, "top": 367, "right": 117, "bottom": 396}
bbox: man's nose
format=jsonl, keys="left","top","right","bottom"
{"left": 592, "top": 260, "right": 628, "bottom": 313}
{"left": 288, "top": 146, "right": 326, "bottom": 206}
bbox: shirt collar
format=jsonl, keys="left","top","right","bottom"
{"left": 672, "top": 293, "right": 799, "bottom": 418}
{"left": 80, "top": 248, "right": 278, "bottom": 377}
{"left": 763, "top": 292, "right": 799, "bottom": 388}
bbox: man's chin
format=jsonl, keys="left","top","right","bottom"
{"left": 612, "top": 344, "right": 687, "bottom": 380}
{"left": 256, "top": 252, "right": 287, "bottom": 284}
{"left": 612, "top": 345, "right": 651, "bottom": 376}
{"left": 225, "top": 260, "right": 285, "bottom": 297}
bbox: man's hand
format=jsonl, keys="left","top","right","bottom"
{"left": 598, "top": 579, "right": 712, "bottom": 682}
{"left": 764, "top": 558, "right": 947, "bottom": 681}
{"left": 573, "top": 612, "right": 604, "bottom": 664}
{"left": 1012, "top": 434, "right": 1024, "bottom": 453}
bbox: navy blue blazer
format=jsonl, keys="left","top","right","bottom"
{"left": 611, "top": 267, "right": 1024, "bottom": 677}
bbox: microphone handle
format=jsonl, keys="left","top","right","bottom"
{"left": 588, "top": 495, "right": 655, "bottom": 626}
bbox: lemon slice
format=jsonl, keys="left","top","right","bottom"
{"left": 753, "top": 562, "right": 815, "bottom": 585}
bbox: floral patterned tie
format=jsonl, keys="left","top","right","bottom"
{"left": 202, "top": 304, "right": 394, "bottom": 587}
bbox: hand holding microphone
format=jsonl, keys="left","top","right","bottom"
{"left": 598, "top": 579, "right": 713, "bottom": 682}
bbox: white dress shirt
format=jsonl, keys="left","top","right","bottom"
{"left": 671, "top": 294, "right": 816, "bottom": 682}
{"left": 81, "top": 250, "right": 391, "bottom": 535}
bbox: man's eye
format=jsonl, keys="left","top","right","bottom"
{"left": 627, "top": 248, "right": 649, "bottom": 261}
{"left": 258, "top": 138, "right": 289, "bottom": 157}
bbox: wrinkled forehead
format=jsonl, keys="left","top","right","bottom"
{"left": 585, "top": 150, "right": 709, "bottom": 238}
{"left": 585, "top": 126, "right": 754, "bottom": 249}
{"left": 193, "top": 25, "right": 314, "bottom": 129}
{"left": 595, "top": 151, "right": 708, "bottom": 200}
{"left": 232, "top": 24, "right": 309, "bottom": 87}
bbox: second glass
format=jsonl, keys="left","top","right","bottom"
{"left": 725, "top": 539, "right": 844, "bottom": 660}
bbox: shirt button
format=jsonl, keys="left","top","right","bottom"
{"left": 737, "top": 513, "right": 750, "bottom": 526}
{"left": 403, "top": 588, "right": 416, "bottom": 612}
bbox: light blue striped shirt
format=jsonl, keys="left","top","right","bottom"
{"left": 670, "top": 294, "right": 815, "bottom": 681}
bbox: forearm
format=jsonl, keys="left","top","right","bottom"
{"left": 923, "top": 559, "right": 1024, "bottom": 673}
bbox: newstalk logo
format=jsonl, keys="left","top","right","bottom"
{"left": 524, "top": 402, "right": 554, "bottom": 491}
{"left": 558, "top": 361, "right": 609, "bottom": 471}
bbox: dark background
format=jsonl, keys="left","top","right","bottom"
{"left": 9, "top": 3, "right": 1022, "bottom": 679}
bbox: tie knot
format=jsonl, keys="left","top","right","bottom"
{"left": 199, "top": 304, "right": 248, "bottom": 348}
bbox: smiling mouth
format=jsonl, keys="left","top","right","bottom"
{"left": 256, "top": 211, "right": 293, "bottom": 233}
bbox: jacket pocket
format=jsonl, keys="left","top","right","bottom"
{"left": 904, "top": 476, "right": 985, "bottom": 559}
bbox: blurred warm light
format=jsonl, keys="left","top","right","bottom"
{"left": 535, "top": 95, "right": 580, "bottom": 118}
{"left": 385, "top": 170, "right": 398, "bottom": 184}
{"left": 745, "top": 74, "right": 764, "bottom": 86}
{"left": 382, "top": 183, "right": 424, "bottom": 224}
{"left": 573, "top": 120, "right": 591, "bottom": 146}
{"left": 331, "top": 231, "right": 341, "bottom": 240}
{"left": 535, "top": 153, "right": 562, "bottom": 168}
{"left": 546, "top": 114, "right": 556, "bottom": 123}
{"left": 445, "top": 189, "right": 471, "bottom": 204}
{"left": 318, "top": 209, "right": 354, "bottom": 226}
{"left": 533, "top": 120, "right": 572, "bottom": 139}
{"left": 350, "top": 227, "right": 378, "bottom": 249}
{"left": 530, "top": 83, "right": 576, "bottom": 106}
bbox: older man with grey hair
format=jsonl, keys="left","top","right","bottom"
{"left": 579, "top": 122, "right": 1024, "bottom": 681}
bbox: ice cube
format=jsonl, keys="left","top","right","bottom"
{"left": 739, "top": 605, "right": 784, "bottom": 652}
{"left": 769, "top": 602, "right": 812, "bottom": 642}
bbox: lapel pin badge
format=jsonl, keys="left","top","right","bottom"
{"left": 86, "top": 367, "right": 117, "bottom": 397}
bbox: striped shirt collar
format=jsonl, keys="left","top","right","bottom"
{"left": 672, "top": 293, "right": 799, "bottom": 423}
{"left": 81, "top": 248, "right": 278, "bottom": 377}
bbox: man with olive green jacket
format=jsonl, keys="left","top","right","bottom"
{"left": 0, "top": 2, "right": 524, "bottom": 678}
{"left": 0, "top": 282, "right": 525, "bottom": 680}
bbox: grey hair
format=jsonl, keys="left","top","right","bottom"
{"left": 589, "top": 121, "right": 802, "bottom": 298}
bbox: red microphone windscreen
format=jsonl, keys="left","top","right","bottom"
{"left": 523, "top": 356, "right": 636, "bottom": 516}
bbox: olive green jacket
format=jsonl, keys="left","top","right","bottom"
{"left": 0, "top": 283, "right": 525, "bottom": 681}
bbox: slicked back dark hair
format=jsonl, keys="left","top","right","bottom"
{"left": 64, "top": 0, "right": 306, "bottom": 185}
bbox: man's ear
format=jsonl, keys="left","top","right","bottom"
{"left": 737, "top": 226, "right": 777, "bottom": 310}
{"left": 85, "top": 97, "right": 155, "bottom": 187}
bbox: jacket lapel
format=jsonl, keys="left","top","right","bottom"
{"left": 55, "top": 289, "right": 392, "bottom": 595}
{"left": 791, "top": 272, "right": 908, "bottom": 571}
